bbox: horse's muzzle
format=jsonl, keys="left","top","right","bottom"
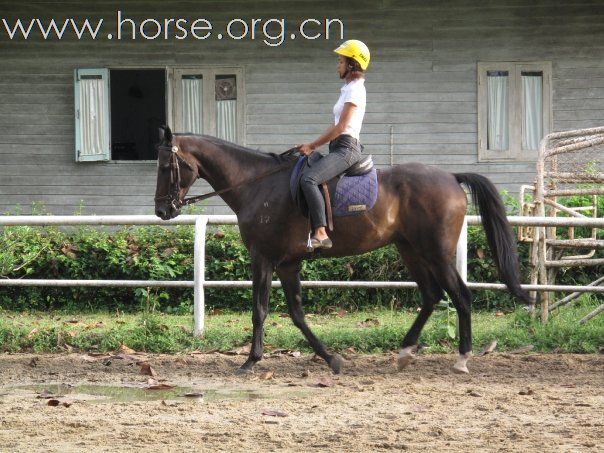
{"left": 155, "top": 205, "right": 180, "bottom": 220}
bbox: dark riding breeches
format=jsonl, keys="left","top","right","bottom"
{"left": 300, "top": 134, "right": 362, "bottom": 230}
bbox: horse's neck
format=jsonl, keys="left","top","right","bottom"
{"left": 195, "top": 140, "right": 276, "bottom": 213}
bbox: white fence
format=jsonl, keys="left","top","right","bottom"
{"left": 1, "top": 215, "right": 603, "bottom": 335}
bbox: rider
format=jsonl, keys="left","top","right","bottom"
{"left": 298, "top": 39, "right": 370, "bottom": 250}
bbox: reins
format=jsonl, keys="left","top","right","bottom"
{"left": 155, "top": 144, "right": 299, "bottom": 208}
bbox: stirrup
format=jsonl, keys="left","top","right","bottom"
{"left": 309, "top": 237, "right": 333, "bottom": 250}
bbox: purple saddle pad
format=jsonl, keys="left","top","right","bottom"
{"left": 290, "top": 156, "right": 378, "bottom": 218}
{"left": 333, "top": 169, "right": 378, "bottom": 217}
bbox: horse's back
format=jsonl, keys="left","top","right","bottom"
{"left": 378, "top": 162, "right": 468, "bottom": 254}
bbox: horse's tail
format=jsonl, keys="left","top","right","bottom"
{"left": 454, "top": 173, "right": 531, "bottom": 303}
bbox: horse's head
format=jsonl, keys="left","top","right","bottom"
{"left": 154, "top": 126, "right": 199, "bottom": 220}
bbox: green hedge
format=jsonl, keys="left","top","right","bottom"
{"left": 1, "top": 194, "right": 601, "bottom": 313}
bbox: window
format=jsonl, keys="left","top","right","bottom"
{"left": 477, "top": 62, "right": 552, "bottom": 161}
{"left": 74, "top": 67, "right": 244, "bottom": 162}
{"left": 172, "top": 68, "right": 242, "bottom": 144}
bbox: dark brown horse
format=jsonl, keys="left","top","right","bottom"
{"left": 154, "top": 126, "right": 529, "bottom": 374}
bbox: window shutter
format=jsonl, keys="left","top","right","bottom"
{"left": 74, "top": 68, "right": 110, "bottom": 161}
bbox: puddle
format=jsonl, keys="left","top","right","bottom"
{"left": 1, "top": 384, "right": 309, "bottom": 403}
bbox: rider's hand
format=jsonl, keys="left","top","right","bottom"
{"left": 297, "top": 143, "right": 315, "bottom": 156}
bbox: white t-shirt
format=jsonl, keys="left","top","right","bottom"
{"left": 333, "top": 78, "right": 366, "bottom": 140}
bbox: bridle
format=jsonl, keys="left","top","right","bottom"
{"left": 154, "top": 144, "right": 196, "bottom": 212}
{"left": 154, "top": 143, "right": 299, "bottom": 210}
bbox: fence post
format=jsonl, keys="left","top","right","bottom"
{"left": 456, "top": 217, "right": 468, "bottom": 282}
{"left": 194, "top": 215, "right": 208, "bottom": 337}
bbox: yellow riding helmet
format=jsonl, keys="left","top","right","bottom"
{"left": 334, "top": 39, "right": 370, "bottom": 70}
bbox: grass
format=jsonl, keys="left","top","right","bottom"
{"left": 0, "top": 297, "right": 602, "bottom": 354}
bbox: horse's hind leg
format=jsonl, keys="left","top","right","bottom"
{"left": 396, "top": 244, "right": 444, "bottom": 370}
{"left": 430, "top": 261, "right": 474, "bottom": 374}
{"left": 276, "top": 260, "right": 343, "bottom": 374}
{"left": 238, "top": 249, "right": 273, "bottom": 374}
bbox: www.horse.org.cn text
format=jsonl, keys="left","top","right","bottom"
{"left": 1, "top": 12, "right": 345, "bottom": 46}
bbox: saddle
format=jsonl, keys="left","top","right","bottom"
{"left": 290, "top": 153, "right": 378, "bottom": 231}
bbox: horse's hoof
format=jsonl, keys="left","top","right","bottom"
{"left": 235, "top": 366, "right": 254, "bottom": 376}
{"left": 397, "top": 346, "right": 417, "bottom": 371}
{"left": 452, "top": 364, "right": 469, "bottom": 374}
{"left": 452, "top": 352, "right": 471, "bottom": 374}
{"left": 329, "top": 354, "right": 344, "bottom": 374}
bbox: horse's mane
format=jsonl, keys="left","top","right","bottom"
{"left": 174, "top": 133, "right": 298, "bottom": 165}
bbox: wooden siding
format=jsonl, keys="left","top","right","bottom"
{"left": 1, "top": 0, "right": 603, "bottom": 215}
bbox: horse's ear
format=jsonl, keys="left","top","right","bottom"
{"left": 159, "top": 125, "right": 173, "bottom": 143}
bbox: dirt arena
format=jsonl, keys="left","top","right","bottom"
{"left": 0, "top": 352, "right": 601, "bottom": 452}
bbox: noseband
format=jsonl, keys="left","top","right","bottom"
{"left": 154, "top": 144, "right": 196, "bottom": 211}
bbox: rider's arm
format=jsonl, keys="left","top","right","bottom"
{"left": 298, "top": 102, "right": 357, "bottom": 156}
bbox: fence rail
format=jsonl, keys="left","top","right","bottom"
{"left": 1, "top": 214, "right": 602, "bottom": 335}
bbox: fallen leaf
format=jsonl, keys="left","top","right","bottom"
{"left": 111, "top": 353, "right": 138, "bottom": 362}
{"left": 495, "top": 312, "right": 505, "bottom": 317}
{"left": 467, "top": 391, "right": 483, "bottom": 397}
{"left": 345, "top": 347, "right": 356, "bottom": 354}
{"left": 476, "top": 248, "right": 485, "bottom": 259}
{"left": 476, "top": 340, "right": 498, "bottom": 357}
{"left": 81, "top": 355, "right": 98, "bottom": 363}
{"left": 225, "top": 344, "right": 251, "bottom": 355}
{"left": 61, "top": 244, "right": 77, "bottom": 259}
{"left": 47, "top": 399, "right": 60, "bottom": 406}
{"left": 26, "top": 328, "right": 38, "bottom": 339}
{"left": 147, "top": 383, "right": 174, "bottom": 390}
{"left": 118, "top": 344, "right": 136, "bottom": 354}
{"left": 509, "top": 345, "right": 534, "bottom": 354}
{"left": 182, "top": 392, "right": 204, "bottom": 398}
{"left": 357, "top": 318, "right": 380, "bottom": 328}
{"left": 262, "top": 409, "right": 288, "bottom": 417}
{"left": 336, "top": 309, "right": 348, "bottom": 317}
{"left": 260, "top": 371, "right": 274, "bottom": 380}
{"left": 175, "top": 357, "right": 189, "bottom": 366}
{"left": 140, "top": 363, "right": 157, "bottom": 377}
{"left": 278, "top": 313, "right": 289, "bottom": 318}
{"left": 316, "top": 377, "right": 334, "bottom": 388}
{"left": 37, "top": 390, "right": 58, "bottom": 399}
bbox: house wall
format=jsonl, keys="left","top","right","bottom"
{"left": 1, "top": 0, "right": 603, "bottom": 215}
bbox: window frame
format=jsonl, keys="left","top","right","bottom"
{"left": 74, "top": 68, "right": 111, "bottom": 162}
{"left": 74, "top": 65, "right": 245, "bottom": 163}
{"left": 170, "top": 67, "right": 244, "bottom": 144}
{"left": 477, "top": 61, "right": 552, "bottom": 162}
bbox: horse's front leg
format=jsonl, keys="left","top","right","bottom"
{"left": 237, "top": 249, "right": 273, "bottom": 374}
{"left": 276, "top": 260, "right": 343, "bottom": 374}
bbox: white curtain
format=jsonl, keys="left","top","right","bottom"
{"left": 80, "top": 79, "right": 107, "bottom": 156}
{"left": 522, "top": 75, "right": 543, "bottom": 150}
{"left": 182, "top": 77, "right": 203, "bottom": 134}
{"left": 487, "top": 73, "right": 509, "bottom": 151}
{"left": 216, "top": 100, "right": 237, "bottom": 143}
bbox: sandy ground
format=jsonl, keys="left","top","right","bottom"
{"left": 0, "top": 351, "right": 602, "bottom": 452}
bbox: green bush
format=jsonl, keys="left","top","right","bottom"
{"left": 1, "top": 194, "right": 601, "bottom": 313}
